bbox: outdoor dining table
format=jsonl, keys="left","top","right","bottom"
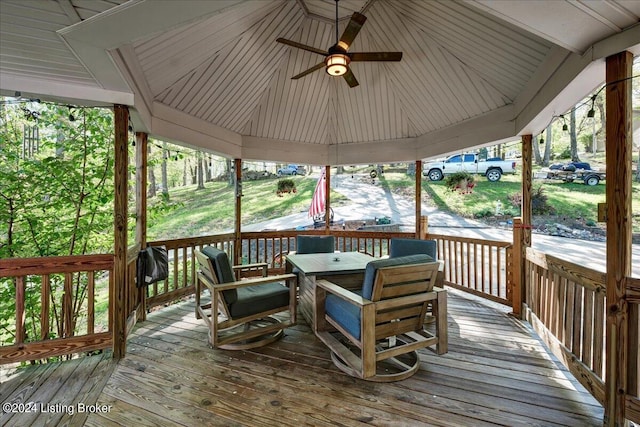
{"left": 285, "top": 251, "right": 376, "bottom": 330}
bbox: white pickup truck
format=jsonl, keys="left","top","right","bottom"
{"left": 423, "top": 153, "right": 517, "bottom": 182}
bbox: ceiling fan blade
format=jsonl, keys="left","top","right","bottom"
{"left": 350, "top": 52, "right": 403, "bottom": 62}
{"left": 338, "top": 12, "right": 367, "bottom": 51}
{"left": 343, "top": 68, "right": 359, "bottom": 88}
{"left": 291, "top": 62, "right": 326, "bottom": 80}
{"left": 276, "top": 38, "right": 328, "bottom": 56}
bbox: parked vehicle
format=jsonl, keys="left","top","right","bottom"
{"left": 423, "top": 154, "right": 517, "bottom": 182}
{"left": 535, "top": 162, "right": 605, "bottom": 186}
{"left": 277, "top": 164, "right": 306, "bottom": 176}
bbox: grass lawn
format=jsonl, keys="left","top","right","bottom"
{"left": 380, "top": 169, "right": 640, "bottom": 231}
{"left": 147, "top": 176, "right": 348, "bottom": 240}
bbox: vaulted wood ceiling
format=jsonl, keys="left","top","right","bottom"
{"left": 1, "top": 0, "right": 639, "bottom": 164}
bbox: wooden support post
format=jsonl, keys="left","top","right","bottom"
{"left": 324, "top": 165, "right": 331, "bottom": 234}
{"left": 113, "top": 105, "right": 129, "bottom": 359}
{"left": 511, "top": 134, "right": 533, "bottom": 318}
{"left": 420, "top": 216, "right": 429, "bottom": 240}
{"left": 415, "top": 160, "right": 422, "bottom": 238}
{"left": 234, "top": 158, "right": 242, "bottom": 266}
{"left": 135, "top": 132, "right": 148, "bottom": 321}
{"left": 604, "top": 51, "right": 633, "bottom": 427}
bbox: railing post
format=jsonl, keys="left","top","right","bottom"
{"left": 512, "top": 217, "right": 523, "bottom": 318}
{"left": 420, "top": 215, "right": 429, "bottom": 240}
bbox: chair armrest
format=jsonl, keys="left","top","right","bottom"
{"left": 233, "top": 262, "right": 268, "bottom": 279}
{"left": 212, "top": 273, "right": 297, "bottom": 291}
{"left": 316, "top": 279, "right": 371, "bottom": 307}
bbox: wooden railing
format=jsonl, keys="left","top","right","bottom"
{"left": 146, "top": 233, "right": 235, "bottom": 310}
{"left": 523, "top": 247, "right": 606, "bottom": 404}
{"left": 428, "top": 233, "right": 513, "bottom": 305}
{"left": 0, "top": 254, "right": 114, "bottom": 364}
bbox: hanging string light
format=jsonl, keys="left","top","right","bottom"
{"left": 586, "top": 95, "right": 597, "bottom": 118}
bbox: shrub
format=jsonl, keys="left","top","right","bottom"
{"left": 508, "top": 186, "right": 554, "bottom": 215}
{"left": 276, "top": 179, "right": 296, "bottom": 196}
{"left": 444, "top": 172, "right": 475, "bottom": 194}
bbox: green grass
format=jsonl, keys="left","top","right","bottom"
{"left": 381, "top": 170, "right": 639, "bottom": 231}
{"left": 147, "top": 176, "right": 348, "bottom": 240}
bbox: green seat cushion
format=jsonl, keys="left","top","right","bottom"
{"left": 229, "top": 282, "right": 290, "bottom": 318}
{"left": 296, "top": 235, "right": 335, "bottom": 254}
{"left": 201, "top": 246, "right": 237, "bottom": 304}
{"left": 389, "top": 238, "right": 437, "bottom": 260}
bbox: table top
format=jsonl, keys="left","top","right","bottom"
{"left": 286, "top": 251, "right": 376, "bottom": 275}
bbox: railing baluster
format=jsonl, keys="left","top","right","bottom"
{"left": 15, "top": 276, "right": 26, "bottom": 346}
{"left": 41, "top": 275, "right": 50, "bottom": 340}
{"left": 64, "top": 272, "right": 73, "bottom": 338}
{"left": 88, "top": 272, "right": 95, "bottom": 335}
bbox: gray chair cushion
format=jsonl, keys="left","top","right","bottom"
{"left": 361, "top": 254, "right": 433, "bottom": 300}
{"left": 201, "top": 246, "right": 237, "bottom": 304}
{"left": 325, "top": 290, "right": 363, "bottom": 340}
{"left": 389, "top": 238, "right": 437, "bottom": 260}
{"left": 230, "top": 282, "right": 290, "bottom": 318}
{"left": 296, "top": 235, "right": 335, "bottom": 254}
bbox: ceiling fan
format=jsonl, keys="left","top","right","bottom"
{"left": 276, "top": 0, "right": 402, "bottom": 88}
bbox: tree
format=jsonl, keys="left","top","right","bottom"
{"left": 161, "top": 142, "right": 169, "bottom": 199}
{"left": 1, "top": 101, "right": 115, "bottom": 350}
{"left": 196, "top": 151, "right": 205, "bottom": 190}
{"left": 569, "top": 109, "right": 580, "bottom": 162}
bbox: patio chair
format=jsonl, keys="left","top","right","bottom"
{"left": 389, "top": 237, "right": 437, "bottom": 260}
{"left": 194, "top": 246, "right": 297, "bottom": 350}
{"left": 295, "top": 235, "right": 335, "bottom": 254}
{"left": 314, "top": 254, "right": 447, "bottom": 382}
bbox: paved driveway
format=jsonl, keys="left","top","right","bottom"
{"left": 244, "top": 173, "right": 639, "bottom": 276}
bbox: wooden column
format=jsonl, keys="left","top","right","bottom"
{"left": 324, "top": 165, "right": 331, "bottom": 234}
{"left": 113, "top": 105, "right": 129, "bottom": 359}
{"left": 234, "top": 158, "right": 242, "bottom": 266}
{"left": 604, "top": 51, "right": 633, "bottom": 427}
{"left": 415, "top": 160, "right": 422, "bottom": 238}
{"left": 135, "top": 132, "right": 148, "bottom": 321}
{"left": 420, "top": 216, "right": 429, "bottom": 240}
{"left": 512, "top": 134, "right": 533, "bottom": 318}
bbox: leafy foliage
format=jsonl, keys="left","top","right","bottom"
{"left": 444, "top": 172, "right": 475, "bottom": 194}
{"left": 0, "top": 102, "right": 115, "bottom": 355}
{"left": 508, "top": 186, "right": 555, "bottom": 215}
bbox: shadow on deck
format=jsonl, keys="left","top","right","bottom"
{"left": 1, "top": 290, "right": 603, "bottom": 426}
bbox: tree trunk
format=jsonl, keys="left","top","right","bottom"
{"left": 542, "top": 131, "right": 551, "bottom": 166}
{"left": 197, "top": 151, "right": 205, "bottom": 190}
{"left": 148, "top": 146, "right": 157, "bottom": 198}
{"left": 570, "top": 108, "right": 580, "bottom": 162}
{"left": 206, "top": 155, "right": 213, "bottom": 182}
{"left": 161, "top": 142, "right": 169, "bottom": 199}
{"left": 226, "top": 159, "right": 234, "bottom": 187}
{"left": 596, "top": 96, "right": 606, "bottom": 152}
{"left": 533, "top": 133, "right": 542, "bottom": 165}
{"left": 183, "top": 158, "right": 188, "bottom": 186}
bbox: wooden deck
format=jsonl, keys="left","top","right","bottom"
{"left": 1, "top": 290, "right": 603, "bottom": 426}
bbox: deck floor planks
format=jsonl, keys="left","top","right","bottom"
{"left": 1, "top": 291, "right": 603, "bottom": 426}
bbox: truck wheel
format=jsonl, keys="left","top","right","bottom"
{"left": 486, "top": 168, "right": 502, "bottom": 182}
{"left": 584, "top": 175, "right": 599, "bottom": 186}
{"left": 427, "top": 169, "right": 443, "bottom": 181}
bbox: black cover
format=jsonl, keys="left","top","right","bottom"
{"left": 137, "top": 246, "right": 168, "bottom": 288}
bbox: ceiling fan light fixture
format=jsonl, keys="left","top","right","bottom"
{"left": 325, "top": 53, "right": 349, "bottom": 76}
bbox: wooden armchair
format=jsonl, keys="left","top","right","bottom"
{"left": 314, "top": 254, "right": 447, "bottom": 382}
{"left": 195, "top": 246, "right": 297, "bottom": 350}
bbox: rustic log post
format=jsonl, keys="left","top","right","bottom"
{"left": 234, "top": 158, "right": 242, "bottom": 266}
{"left": 512, "top": 133, "right": 533, "bottom": 318}
{"left": 135, "top": 132, "right": 148, "bottom": 321}
{"left": 324, "top": 165, "right": 331, "bottom": 234}
{"left": 415, "top": 160, "right": 422, "bottom": 238}
{"left": 113, "top": 105, "right": 129, "bottom": 359}
{"left": 604, "top": 51, "right": 633, "bottom": 427}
